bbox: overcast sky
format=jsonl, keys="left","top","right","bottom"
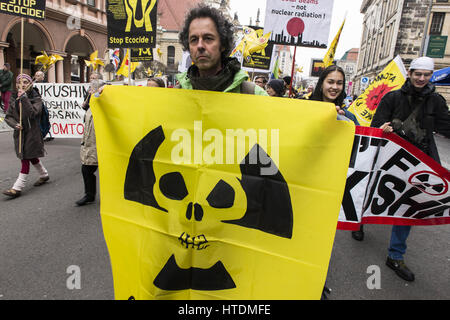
{"left": 229, "top": 0, "right": 365, "bottom": 76}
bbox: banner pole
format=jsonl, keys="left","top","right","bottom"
{"left": 128, "top": 48, "right": 132, "bottom": 86}
{"left": 241, "top": 42, "right": 246, "bottom": 68}
{"left": 289, "top": 45, "right": 297, "bottom": 97}
{"left": 19, "top": 17, "right": 24, "bottom": 156}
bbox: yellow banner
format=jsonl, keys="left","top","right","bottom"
{"left": 349, "top": 56, "right": 407, "bottom": 127}
{"left": 91, "top": 87, "right": 355, "bottom": 300}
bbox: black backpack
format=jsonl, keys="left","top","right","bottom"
{"left": 39, "top": 102, "right": 51, "bottom": 138}
{"left": 32, "top": 87, "right": 51, "bottom": 138}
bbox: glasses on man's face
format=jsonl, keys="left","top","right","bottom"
{"left": 255, "top": 81, "right": 264, "bottom": 84}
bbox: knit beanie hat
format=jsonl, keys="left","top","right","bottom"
{"left": 16, "top": 73, "right": 33, "bottom": 83}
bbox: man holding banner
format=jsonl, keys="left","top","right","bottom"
{"left": 352, "top": 57, "right": 450, "bottom": 282}
{"left": 176, "top": 5, "right": 267, "bottom": 95}
{"left": 92, "top": 3, "right": 356, "bottom": 300}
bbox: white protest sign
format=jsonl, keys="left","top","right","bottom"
{"left": 35, "top": 83, "right": 90, "bottom": 138}
{"left": 264, "top": 0, "right": 334, "bottom": 48}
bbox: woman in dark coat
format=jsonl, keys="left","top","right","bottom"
{"left": 3, "top": 74, "right": 49, "bottom": 198}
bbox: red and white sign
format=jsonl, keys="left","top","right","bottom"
{"left": 264, "top": 0, "right": 334, "bottom": 48}
{"left": 338, "top": 126, "right": 450, "bottom": 230}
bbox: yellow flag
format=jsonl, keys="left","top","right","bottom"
{"left": 157, "top": 47, "right": 163, "bottom": 58}
{"left": 35, "top": 51, "right": 63, "bottom": 72}
{"left": 348, "top": 56, "right": 407, "bottom": 127}
{"left": 91, "top": 88, "right": 355, "bottom": 300}
{"left": 35, "top": 51, "right": 51, "bottom": 69}
{"left": 323, "top": 18, "right": 345, "bottom": 68}
{"left": 84, "top": 50, "right": 104, "bottom": 71}
{"left": 116, "top": 50, "right": 139, "bottom": 78}
{"left": 231, "top": 27, "right": 271, "bottom": 64}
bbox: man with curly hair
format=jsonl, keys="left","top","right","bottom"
{"left": 176, "top": 4, "right": 267, "bottom": 96}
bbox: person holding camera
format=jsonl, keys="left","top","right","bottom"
{"left": 351, "top": 57, "right": 450, "bottom": 282}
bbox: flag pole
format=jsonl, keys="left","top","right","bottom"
{"left": 289, "top": 45, "right": 297, "bottom": 97}
{"left": 128, "top": 48, "right": 131, "bottom": 86}
{"left": 19, "top": 17, "right": 24, "bottom": 156}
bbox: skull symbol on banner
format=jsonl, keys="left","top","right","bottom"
{"left": 123, "top": 125, "right": 293, "bottom": 294}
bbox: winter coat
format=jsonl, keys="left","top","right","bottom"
{"left": 5, "top": 88, "right": 45, "bottom": 159}
{"left": 0, "top": 70, "right": 13, "bottom": 93}
{"left": 80, "top": 94, "right": 97, "bottom": 166}
{"left": 372, "top": 79, "right": 450, "bottom": 163}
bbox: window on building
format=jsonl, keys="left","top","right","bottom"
{"left": 167, "top": 46, "right": 175, "bottom": 66}
{"left": 380, "top": 1, "right": 386, "bottom": 27}
{"left": 87, "top": 0, "right": 96, "bottom": 7}
{"left": 430, "top": 12, "right": 445, "bottom": 35}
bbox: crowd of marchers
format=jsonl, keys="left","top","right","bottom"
{"left": 1, "top": 4, "right": 449, "bottom": 299}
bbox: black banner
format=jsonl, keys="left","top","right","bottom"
{"left": 310, "top": 59, "right": 336, "bottom": 77}
{"left": 131, "top": 48, "right": 153, "bottom": 62}
{"left": 107, "top": 0, "right": 158, "bottom": 49}
{"left": 0, "top": 0, "right": 46, "bottom": 20}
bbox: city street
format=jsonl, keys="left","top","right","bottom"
{"left": 0, "top": 126, "right": 448, "bottom": 300}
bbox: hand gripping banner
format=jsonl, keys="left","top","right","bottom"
{"left": 91, "top": 87, "right": 355, "bottom": 300}
{"left": 338, "top": 126, "right": 450, "bottom": 231}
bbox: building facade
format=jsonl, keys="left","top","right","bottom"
{"left": 276, "top": 45, "right": 294, "bottom": 79}
{"left": 0, "top": 0, "right": 108, "bottom": 83}
{"left": 427, "top": 0, "right": 450, "bottom": 101}
{"left": 337, "top": 48, "right": 359, "bottom": 96}
{"left": 354, "top": 0, "right": 450, "bottom": 101}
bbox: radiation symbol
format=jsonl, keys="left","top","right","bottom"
{"left": 365, "top": 83, "right": 396, "bottom": 111}
{"left": 123, "top": 126, "right": 293, "bottom": 292}
{"left": 124, "top": 0, "right": 156, "bottom": 32}
{"left": 408, "top": 171, "right": 448, "bottom": 196}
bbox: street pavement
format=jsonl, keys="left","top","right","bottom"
{"left": 0, "top": 128, "right": 448, "bottom": 300}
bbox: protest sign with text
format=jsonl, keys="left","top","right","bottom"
{"left": 35, "top": 83, "right": 90, "bottom": 138}
{"left": 107, "top": 0, "right": 158, "bottom": 48}
{"left": 264, "top": 0, "right": 333, "bottom": 48}
{"left": 0, "top": 0, "right": 45, "bottom": 20}
{"left": 349, "top": 56, "right": 407, "bottom": 127}
{"left": 338, "top": 126, "right": 450, "bottom": 231}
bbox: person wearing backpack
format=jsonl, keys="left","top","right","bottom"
{"left": 3, "top": 73, "right": 50, "bottom": 198}
{"left": 351, "top": 57, "right": 450, "bottom": 282}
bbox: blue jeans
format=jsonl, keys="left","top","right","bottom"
{"left": 388, "top": 225, "right": 412, "bottom": 260}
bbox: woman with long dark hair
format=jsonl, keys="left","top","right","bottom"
{"left": 310, "top": 65, "right": 359, "bottom": 125}
{"left": 310, "top": 65, "right": 359, "bottom": 299}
